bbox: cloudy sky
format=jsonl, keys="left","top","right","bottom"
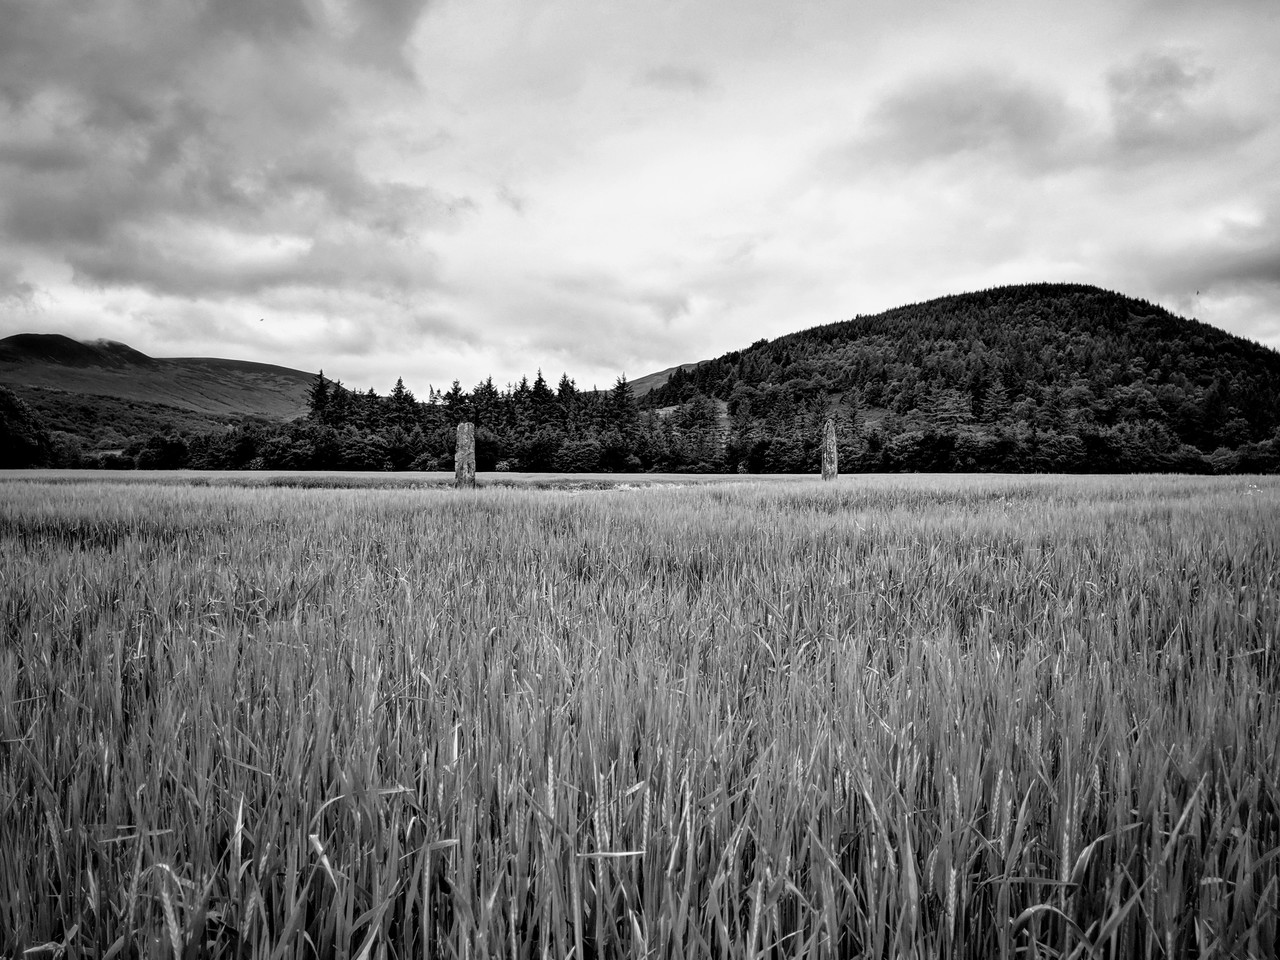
{"left": 1, "top": 0, "right": 1278, "bottom": 393}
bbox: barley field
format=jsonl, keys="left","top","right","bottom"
{"left": 1, "top": 475, "right": 1278, "bottom": 959}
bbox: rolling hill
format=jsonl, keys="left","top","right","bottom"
{"left": 641, "top": 282, "right": 1280, "bottom": 470}
{"left": 0, "top": 334, "right": 316, "bottom": 448}
{"left": 627, "top": 361, "right": 703, "bottom": 397}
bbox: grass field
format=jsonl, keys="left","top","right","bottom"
{"left": 2, "top": 469, "right": 813, "bottom": 489}
{"left": 1, "top": 475, "right": 1277, "bottom": 958}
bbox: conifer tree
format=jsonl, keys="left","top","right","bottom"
{"left": 307, "top": 370, "right": 330, "bottom": 421}
{"left": 610, "top": 374, "right": 637, "bottom": 428}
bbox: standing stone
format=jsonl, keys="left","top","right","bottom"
{"left": 455, "top": 422, "right": 476, "bottom": 488}
{"left": 821, "top": 418, "right": 838, "bottom": 481}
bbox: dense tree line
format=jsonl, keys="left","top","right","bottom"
{"left": 4, "top": 284, "right": 1279, "bottom": 473}
{"left": 151, "top": 372, "right": 729, "bottom": 474}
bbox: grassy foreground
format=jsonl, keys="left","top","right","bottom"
{"left": 1, "top": 475, "right": 1277, "bottom": 958}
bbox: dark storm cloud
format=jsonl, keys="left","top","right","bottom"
{"left": 1107, "top": 49, "right": 1261, "bottom": 159}
{"left": 0, "top": 0, "right": 450, "bottom": 300}
{"left": 348, "top": 0, "right": 435, "bottom": 70}
{"left": 200, "top": 0, "right": 317, "bottom": 40}
{"left": 66, "top": 230, "right": 439, "bottom": 300}
{"left": 857, "top": 69, "right": 1074, "bottom": 168}
{"left": 0, "top": 139, "right": 91, "bottom": 175}
{"left": 199, "top": 0, "right": 431, "bottom": 69}
{"left": 836, "top": 50, "right": 1264, "bottom": 181}
{"left": 1152, "top": 206, "right": 1280, "bottom": 295}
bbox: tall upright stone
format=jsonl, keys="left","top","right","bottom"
{"left": 821, "top": 418, "right": 838, "bottom": 481}
{"left": 455, "top": 422, "right": 476, "bottom": 488}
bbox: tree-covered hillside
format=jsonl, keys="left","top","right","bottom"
{"left": 644, "top": 283, "right": 1280, "bottom": 473}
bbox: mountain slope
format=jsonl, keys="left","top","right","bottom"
{"left": 628, "top": 361, "right": 703, "bottom": 397}
{"left": 0, "top": 334, "right": 159, "bottom": 368}
{"left": 643, "top": 283, "right": 1280, "bottom": 464}
{"left": 0, "top": 334, "right": 316, "bottom": 443}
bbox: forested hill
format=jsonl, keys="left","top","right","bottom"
{"left": 642, "top": 283, "right": 1280, "bottom": 472}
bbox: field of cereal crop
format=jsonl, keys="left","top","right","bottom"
{"left": 2, "top": 474, "right": 1278, "bottom": 958}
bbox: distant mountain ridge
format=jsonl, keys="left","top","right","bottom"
{"left": 628, "top": 361, "right": 703, "bottom": 397}
{"left": 0, "top": 333, "right": 159, "bottom": 368}
{"left": 0, "top": 333, "right": 315, "bottom": 428}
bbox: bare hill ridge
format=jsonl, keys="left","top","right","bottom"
{"left": 0, "top": 334, "right": 315, "bottom": 422}
{"left": 627, "top": 361, "right": 703, "bottom": 397}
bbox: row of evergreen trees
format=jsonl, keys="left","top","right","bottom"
{"left": 7, "top": 366, "right": 1280, "bottom": 473}
{"left": 181, "top": 371, "right": 728, "bottom": 472}
{"left": 98, "top": 368, "right": 1280, "bottom": 474}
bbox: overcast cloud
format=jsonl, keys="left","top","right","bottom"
{"left": 1, "top": 0, "right": 1277, "bottom": 391}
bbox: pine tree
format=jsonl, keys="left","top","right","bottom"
{"left": 982, "top": 378, "right": 1011, "bottom": 424}
{"left": 390, "top": 377, "right": 417, "bottom": 432}
{"left": 928, "top": 387, "right": 974, "bottom": 429}
{"left": 442, "top": 380, "right": 467, "bottom": 416}
{"left": 610, "top": 374, "right": 637, "bottom": 429}
{"left": 307, "top": 370, "right": 330, "bottom": 421}
{"left": 471, "top": 377, "right": 501, "bottom": 429}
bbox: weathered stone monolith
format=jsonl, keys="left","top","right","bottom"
{"left": 455, "top": 422, "right": 476, "bottom": 488}
{"left": 821, "top": 418, "right": 838, "bottom": 481}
